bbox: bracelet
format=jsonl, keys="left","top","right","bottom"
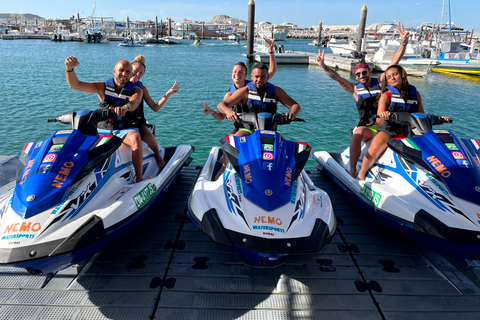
{"left": 401, "top": 42, "right": 407, "bottom": 46}
{"left": 269, "top": 51, "right": 274, "bottom": 54}
{"left": 125, "top": 104, "right": 131, "bottom": 111}
{"left": 66, "top": 69, "right": 74, "bottom": 72}
{"left": 212, "top": 111, "right": 216, "bottom": 115}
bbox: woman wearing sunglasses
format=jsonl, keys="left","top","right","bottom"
{"left": 356, "top": 64, "right": 449, "bottom": 180}
{"left": 316, "top": 25, "right": 410, "bottom": 178}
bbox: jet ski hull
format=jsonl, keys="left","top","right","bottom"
{"left": 0, "top": 129, "right": 194, "bottom": 273}
{"left": 313, "top": 134, "right": 480, "bottom": 260}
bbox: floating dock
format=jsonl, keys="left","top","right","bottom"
{"left": 1, "top": 157, "right": 480, "bottom": 319}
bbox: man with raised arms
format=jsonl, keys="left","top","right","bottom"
{"left": 218, "top": 63, "right": 300, "bottom": 136}
{"left": 316, "top": 25, "right": 410, "bottom": 177}
{"left": 64, "top": 56, "right": 147, "bottom": 183}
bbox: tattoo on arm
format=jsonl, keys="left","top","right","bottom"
{"left": 323, "top": 65, "right": 339, "bottom": 80}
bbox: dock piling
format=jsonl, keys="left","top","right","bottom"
{"left": 317, "top": 21, "right": 322, "bottom": 46}
{"left": 247, "top": 0, "right": 255, "bottom": 62}
{"left": 168, "top": 17, "right": 172, "bottom": 36}
{"left": 355, "top": 5, "right": 368, "bottom": 54}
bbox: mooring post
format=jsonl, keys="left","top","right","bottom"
{"left": 317, "top": 21, "right": 322, "bottom": 46}
{"left": 356, "top": 5, "right": 367, "bottom": 53}
{"left": 247, "top": 0, "right": 255, "bottom": 62}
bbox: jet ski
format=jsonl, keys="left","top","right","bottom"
{"left": 188, "top": 112, "right": 336, "bottom": 264}
{"left": 313, "top": 112, "right": 480, "bottom": 259}
{"left": 0, "top": 109, "right": 194, "bottom": 273}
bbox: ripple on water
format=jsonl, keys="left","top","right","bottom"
{"left": 1, "top": 39, "right": 479, "bottom": 166}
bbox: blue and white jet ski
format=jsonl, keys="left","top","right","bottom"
{"left": 313, "top": 112, "right": 480, "bottom": 259}
{"left": 0, "top": 109, "right": 194, "bottom": 273}
{"left": 188, "top": 113, "right": 336, "bottom": 264}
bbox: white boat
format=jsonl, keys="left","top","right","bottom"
{"left": 50, "top": 24, "right": 74, "bottom": 41}
{"left": 328, "top": 37, "right": 380, "bottom": 55}
{"left": 370, "top": 45, "right": 439, "bottom": 76}
{"left": 162, "top": 36, "right": 183, "bottom": 44}
{"left": 432, "top": 51, "right": 480, "bottom": 75}
{"left": 253, "top": 39, "right": 312, "bottom": 64}
{"left": 256, "top": 22, "right": 291, "bottom": 41}
{"left": 81, "top": 27, "right": 109, "bottom": 43}
{"left": 369, "top": 38, "right": 438, "bottom": 76}
{"left": 118, "top": 40, "right": 144, "bottom": 47}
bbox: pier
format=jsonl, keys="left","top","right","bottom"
{"left": 254, "top": 51, "right": 369, "bottom": 73}
{"left": 1, "top": 156, "right": 480, "bottom": 319}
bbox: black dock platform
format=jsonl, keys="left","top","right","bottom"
{"left": 1, "top": 159, "right": 480, "bottom": 319}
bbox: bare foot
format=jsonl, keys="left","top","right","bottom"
{"left": 356, "top": 171, "right": 366, "bottom": 181}
{"left": 349, "top": 170, "right": 356, "bottom": 178}
{"left": 136, "top": 175, "right": 152, "bottom": 183}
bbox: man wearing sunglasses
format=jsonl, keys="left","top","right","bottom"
{"left": 316, "top": 25, "right": 409, "bottom": 178}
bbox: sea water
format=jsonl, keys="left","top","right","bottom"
{"left": 1, "top": 38, "right": 479, "bottom": 167}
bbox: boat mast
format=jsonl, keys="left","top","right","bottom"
{"left": 440, "top": 0, "right": 445, "bottom": 28}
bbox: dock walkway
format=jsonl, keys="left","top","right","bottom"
{"left": 1, "top": 163, "right": 480, "bottom": 319}
{"left": 255, "top": 51, "right": 370, "bottom": 73}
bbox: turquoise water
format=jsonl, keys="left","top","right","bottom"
{"left": 1, "top": 38, "right": 479, "bottom": 167}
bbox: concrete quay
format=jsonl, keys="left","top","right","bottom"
{"left": 255, "top": 51, "right": 370, "bottom": 73}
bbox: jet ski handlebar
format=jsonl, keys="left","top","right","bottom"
{"left": 47, "top": 109, "right": 119, "bottom": 136}
{"left": 237, "top": 112, "right": 305, "bottom": 131}
{"left": 374, "top": 112, "right": 452, "bottom": 137}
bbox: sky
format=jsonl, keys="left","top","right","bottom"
{"left": 3, "top": 0, "right": 479, "bottom": 32}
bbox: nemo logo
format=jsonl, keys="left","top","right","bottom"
{"left": 427, "top": 156, "right": 451, "bottom": 178}
{"left": 285, "top": 167, "right": 293, "bottom": 186}
{"left": 254, "top": 216, "right": 283, "bottom": 225}
{"left": 19, "top": 160, "right": 35, "bottom": 185}
{"left": 4, "top": 222, "right": 41, "bottom": 234}
{"left": 52, "top": 162, "right": 75, "bottom": 188}
{"left": 243, "top": 164, "right": 252, "bottom": 184}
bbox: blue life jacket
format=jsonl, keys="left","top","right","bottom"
{"left": 99, "top": 78, "right": 138, "bottom": 130}
{"left": 386, "top": 85, "right": 418, "bottom": 113}
{"left": 246, "top": 81, "right": 277, "bottom": 114}
{"left": 229, "top": 80, "right": 251, "bottom": 113}
{"left": 356, "top": 77, "right": 381, "bottom": 126}
{"left": 133, "top": 81, "right": 146, "bottom": 125}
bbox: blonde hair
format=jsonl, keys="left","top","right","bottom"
{"left": 131, "top": 54, "right": 146, "bottom": 69}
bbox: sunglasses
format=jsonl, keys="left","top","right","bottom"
{"left": 355, "top": 70, "right": 368, "bottom": 77}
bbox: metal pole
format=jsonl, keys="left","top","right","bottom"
{"left": 168, "top": 17, "right": 172, "bottom": 36}
{"left": 126, "top": 16, "right": 130, "bottom": 31}
{"left": 247, "top": 0, "right": 255, "bottom": 62}
{"left": 201, "top": 23, "right": 204, "bottom": 39}
{"left": 356, "top": 5, "right": 367, "bottom": 53}
{"left": 317, "top": 21, "right": 322, "bottom": 46}
{"left": 155, "top": 16, "right": 158, "bottom": 40}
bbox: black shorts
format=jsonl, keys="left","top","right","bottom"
{"left": 377, "top": 121, "right": 407, "bottom": 137}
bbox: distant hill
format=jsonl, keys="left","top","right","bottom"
{"left": 0, "top": 13, "right": 44, "bottom": 24}
{"left": 207, "top": 15, "right": 246, "bottom": 25}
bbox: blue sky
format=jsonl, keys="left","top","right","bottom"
{"left": 3, "top": 1, "right": 479, "bottom": 31}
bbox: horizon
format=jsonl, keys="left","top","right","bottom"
{"left": 2, "top": 1, "right": 479, "bottom": 32}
